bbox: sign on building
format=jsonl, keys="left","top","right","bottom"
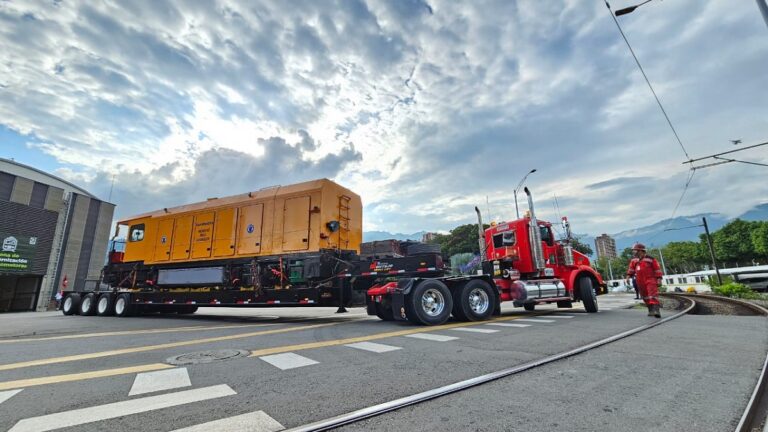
{"left": 0, "top": 232, "right": 38, "bottom": 272}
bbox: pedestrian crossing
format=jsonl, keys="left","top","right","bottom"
{"left": 3, "top": 307, "right": 633, "bottom": 431}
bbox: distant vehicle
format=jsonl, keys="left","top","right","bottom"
{"left": 59, "top": 179, "right": 605, "bottom": 325}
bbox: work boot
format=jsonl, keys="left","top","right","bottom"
{"left": 653, "top": 305, "right": 661, "bottom": 318}
{"left": 647, "top": 305, "right": 654, "bottom": 317}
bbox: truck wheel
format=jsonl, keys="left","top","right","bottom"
{"left": 579, "top": 276, "right": 599, "bottom": 313}
{"left": 177, "top": 306, "right": 198, "bottom": 314}
{"left": 523, "top": 303, "right": 536, "bottom": 311}
{"left": 96, "top": 294, "right": 115, "bottom": 316}
{"left": 453, "top": 280, "right": 495, "bottom": 321}
{"left": 405, "top": 280, "right": 453, "bottom": 326}
{"left": 79, "top": 293, "right": 97, "bottom": 316}
{"left": 374, "top": 303, "right": 395, "bottom": 321}
{"left": 556, "top": 300, "right": 573, "bottom": 308}
{"left": 114, "top": 294, "right": 134, "bottom": 317}
{"left": 62, "top": 294, "right": 80, "bottom": 316}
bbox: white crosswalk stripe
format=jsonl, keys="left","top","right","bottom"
{"left": 259, "top": 353, "right": 319, "bottom": 370}
{"left": 485, "top": 323, "right": 531, "bottom": 328}
{"left": 169, "top": 410, "right": 284, "bottom": 432}
{"left": 0, "top": 389, "right": 22, "bottom": 406}
{"left": 404, "top": 333, "right": 458, "bottom": 342}
{"left": 546, "top": 315, "right": 574, "bottom": 319}
{"left": 129, "top": 367, "right": 191, "bottom": 396}
{"left": 345, "top": 341, "right": 402, "bottom": 353}
{"left": 9, "top": 385, "right": 236, "bottom": 432}
{"left": 514, "top": 318, "right": 556, "bottom": 323}
{"left": 449, "top": 327, "right": 499, "bottom": 334}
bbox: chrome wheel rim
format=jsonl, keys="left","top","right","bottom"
{"left": 421, "top": 288, "right": 445, "bottom": 317}
{"left": 115, "top": 298, "right": 125, "bottom": 315}
{"left": 468, "top": 288, "right": 490, "bottom": 314}
{"left": 63, "top": 297, "right": 72, "bottom": 312}
{"left": 97, "top": 297, "right": 108, "bottom": 314}
{"left": 81, "top": 297, "right": 91, "bottom": 312}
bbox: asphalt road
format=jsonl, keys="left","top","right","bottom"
{"left": 0, "top": 294, "right": 764, "bottom": 432}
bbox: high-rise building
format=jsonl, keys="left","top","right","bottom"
{"left": 594, "top": 234, "right": 617, "bottom": 259}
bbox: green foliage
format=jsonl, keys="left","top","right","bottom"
{"left": 710, "top": 219, "right": 759, "bottom": 266}
{"left": 658, "top": 285, "right": 667, "bottom": 293}
{"left": 428, "top": 224, "right": 489, "bottom": 258}
{"left": 450, "top": 253, "right": 480, "bottom": 275}
{"left": 713, "top": 282, "right": 759, "bottom": 299}
{"left": 593, "top": 256, "right": 629, "bottom": 280}
{"left": 661, "top": 241, "right": 706, "bottom": 274}
{"left": 752, "top": 222, "right": 768, "bottom": 259}
{"left": 571, "top": 237, "right": 593, "bottom": 256}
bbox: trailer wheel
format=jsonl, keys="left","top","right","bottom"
{"left": 79, "top": 293, "right": 97, "bottom": 316}
{"left": 578, "top": 276, "right": 599, "bottom": 313}
{"left": 453, "top": 280, "right": 495, "bottom": 321}
{"left": 177, "top": 306, "right": 198, "bottom": 315}
{"left": 62, "top": 293, "right": 80, "bottom": 316}
{"left": 114, "top": 294, "right": 134, "bottom": 317}
{"left": 523, "top": 303, "right": 535, "bottom": 311}
{"left": 96, "top": 294, "right": 115, "bottom": 316}
{"left": 405, "top": 280, "right": 453, "bottom": 326}
{"left": 556, "top": 300, "right": 573, "bottom": 308}
{"left": 374, "top": 303, "right": 395, "bottom": 321}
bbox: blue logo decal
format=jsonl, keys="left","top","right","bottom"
{"left": 247, "top": 224, "right": 255, "bottom": 234}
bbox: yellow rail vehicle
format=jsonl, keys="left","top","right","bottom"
{"left": 119, "top": 178, "right": 362, "bottom": 263}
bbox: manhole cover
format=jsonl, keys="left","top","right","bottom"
{"left": 166, "top": 349, "right": 250, "bottom": 366}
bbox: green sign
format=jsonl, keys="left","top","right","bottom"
{"left": 0, "top": 232, "right": 38, "bottom": 272}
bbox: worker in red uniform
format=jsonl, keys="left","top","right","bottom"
{"left": 626, "top": 243, "right": 663, "bottom": 317}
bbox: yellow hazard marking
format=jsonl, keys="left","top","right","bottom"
{"left": 0, "top": 323, "right": 279, "bottom": 344}
{"left": 0, "top": 363, "right": 173, "bottom": 391}
{"left": 0, "top": 323, "right": 337, "bottom": 372}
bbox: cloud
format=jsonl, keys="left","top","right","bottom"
{"left": 0, "top": 0, "right": 766, "bottom": 238}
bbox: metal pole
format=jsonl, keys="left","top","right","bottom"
{"left": 656, "top": 248, "right": 667, "bottom": 275}
{"left": 607, "top": 259, "right": 615, "bottom": 281}
{"left": 758, "top": 0, "right": 768, "bottom": 29}
{"left": 702, "top": 217, "right": 723, "bottom": 285}
{"left": 514, "top": 190, "right": 519, "bottom": 219}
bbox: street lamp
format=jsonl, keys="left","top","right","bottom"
{"left": 513, "top": 169, "right": 537, "bottom": 219}
{"left": 614, "top": 0, "right": 654, "bottom": 16}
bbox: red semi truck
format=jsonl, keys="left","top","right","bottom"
{"left": 362, "top": 187, "right": 604, "bottom": 325}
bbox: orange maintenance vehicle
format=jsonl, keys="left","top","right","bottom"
{"left": 60, "top": 179, "right": 604, "bottom": 325}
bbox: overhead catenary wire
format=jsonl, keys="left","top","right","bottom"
{"left": 604, "top": 1, "right": 692, "bottom": 161}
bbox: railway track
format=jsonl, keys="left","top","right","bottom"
{"left": 285, "top": 294, "right": 768, "bottom": 432}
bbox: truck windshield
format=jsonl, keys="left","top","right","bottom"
{"left": 493, "top": 231, "right": 516, "bottom": 247}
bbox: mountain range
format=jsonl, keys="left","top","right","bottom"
{"left": 363, "top": 203, "right": 768, "bottom": 254}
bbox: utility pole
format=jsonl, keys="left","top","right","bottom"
{"left": 607, "top": 259, "right": 615, "bottom": 281}
{"left": 702, "top": 217, "right": 723, "bottom": 285}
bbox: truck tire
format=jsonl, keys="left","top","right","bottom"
{"left": 79, "top": 293, "right": 97, "bottom": 316}
{"left": 405, "top": 279, "right": 453, "bottom": 325}
{"left": 406, "top": 243, "right": 441, "bottom": 256}
{"left": 114, "top": 293, "right": 134, "bottom": 317}
{"left": 62, "top": 293, "right": 80, "bottom": 316}
{"left": 523, "top": 303, "right": 536, "bottom": 311}
{"left": 96, "top": 294, "right": 115, "bottom": 316}
{"left": 579, "top": 276, "right": 599, "bottom": 313}
{"left": 452, "top": 280, "right": 495, "bottom": 321}
{"left": 374, "top": 303, "right": 395, "bottom": 321}
{"left": 177, "top": 306, "right": 198, "bottom": 315}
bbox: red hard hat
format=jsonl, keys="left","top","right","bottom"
{"left": 632, "top": 243, "right": 646, "bottom": 251}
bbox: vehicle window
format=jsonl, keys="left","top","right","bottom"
{"left": 539, "top": 226, "right": 553, "bottom": 246}
{"left": 493, "top": 231, "right": 516, "bottom": 248}
{"left": 129, "top": 224, "right": 145, "bottom": 242}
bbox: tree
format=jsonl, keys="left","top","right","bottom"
{"left": 751, "top": 221, "right": 768, "bottom": 261}
{"left": 661, "top": 241, "right": 706, "bottom": 274}
{"left": 710, "top": 219, "right": 758, "bottom": 267}
{"left": 570, "top": 237, "right": 593, "bottom": 256}
{"left": 428, "top": 224, "right": 488, "bottom": 258}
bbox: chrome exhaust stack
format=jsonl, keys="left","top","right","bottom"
{"left": 524, "top": 187, "right": 546, "bottom": 272}
{"left": 475, "top": 206, "right": 487, "bottom": 262}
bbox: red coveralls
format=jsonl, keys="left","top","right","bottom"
{"left": 627, "top": 256, "right": 662, "bottom": 306}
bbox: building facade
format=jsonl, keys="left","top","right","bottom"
{"left": 594, "top": 233, "right": 617, "bottom": 259}
{"left": 0, "top": 159, "right": 114, "bottom": 312}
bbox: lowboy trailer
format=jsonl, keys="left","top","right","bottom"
{"left": 60, "top": 179, "right": 604, "bottom": 325}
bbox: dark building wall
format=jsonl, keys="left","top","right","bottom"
{"left": 0, "top": 200, "right": 58, "bottom": 275}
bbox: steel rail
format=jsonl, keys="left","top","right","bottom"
{"left": 287, "top": 298, "right": 696, "bottom": 432}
